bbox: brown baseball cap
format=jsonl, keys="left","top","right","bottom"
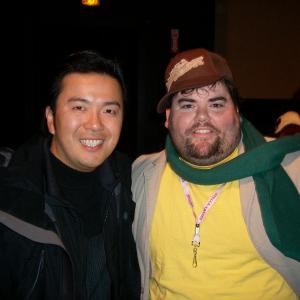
{"left": 157, "top": 48, "right": 233, "bottom": 113}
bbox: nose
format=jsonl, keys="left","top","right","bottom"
{"left": 195, "top": 106, "right": 209, "bottom": 123}
{"left": 84, "top": 110, "right": 104, "bottom": 131}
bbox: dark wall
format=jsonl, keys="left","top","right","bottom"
{"left": 4, "top": 0, "right": 215, "bottom": 160}
{"left": 239, "top": 98, "right": 299, "bottom": 137}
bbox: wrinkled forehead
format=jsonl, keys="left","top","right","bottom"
{"left": 172, "top": 81, "right": 228, "bottom": 99}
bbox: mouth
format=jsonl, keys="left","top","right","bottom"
{"left": 80, "top": 139, "right": 104, "bottom": 148}
{"left": 190, "top": 126, "right": 217, "bottom": 140}
{"left": 193, "top": 128, "right": 212, "bottom": 134}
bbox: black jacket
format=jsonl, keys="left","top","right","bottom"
{"left": 0, "top": 135, "right": 140, "bottom": 300}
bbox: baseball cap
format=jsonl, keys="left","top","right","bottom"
{"left": 157, "top": 48, "right": 233, "bottom": 113}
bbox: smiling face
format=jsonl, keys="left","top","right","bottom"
{"left": 46, "top": 72, "right": 123, "bottom": 172}
{"left": 165, "top": 81, "right": 241, "bottom": 166}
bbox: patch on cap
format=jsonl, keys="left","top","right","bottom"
{"left": 166, "top": 56, "right": 204, "bottom": 91}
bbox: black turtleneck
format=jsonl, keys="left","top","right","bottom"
{"left": 49, "top": 152, "right": 107, "bottom": 237}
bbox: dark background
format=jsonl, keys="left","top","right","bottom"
{"left": 3, "top": 0, "right": 298, "bottom": 160}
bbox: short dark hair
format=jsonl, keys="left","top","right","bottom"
{"left": 218, "top": 77, "right": 240, "bottom": 109}
{"left": 167, "top": 77, "right": 240, "bottom": 109}
{"left": 48, "top": 49, "right": 127, "bottom": 111}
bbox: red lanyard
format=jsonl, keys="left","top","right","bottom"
{"left": 179, "top": 177, "right": 225, "bottom": 267}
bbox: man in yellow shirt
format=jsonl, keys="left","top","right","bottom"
{"left": 132, "top": 48, "right": 300, "bottom": 300}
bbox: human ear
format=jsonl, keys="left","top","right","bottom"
{"left": 165, "top": 109, "right": 171, "bottom": 129}
{"left": 45, "top": 106, "right": 55, "bottom": 135}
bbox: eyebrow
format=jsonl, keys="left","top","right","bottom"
{"left": 176, "top": 98, "right": 196, "bottom": 104}
{"left": 208, "top": 96, "right": 227, "bottom": 102}
{"left": 176, "top": 96, "right": 226, "bottom": 103}
{"left": 67, "top": 97, "right": 121, "bottom": 107}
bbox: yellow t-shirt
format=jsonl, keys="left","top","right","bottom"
{"left": 149, "top": 152, "right": 296, "bottom": 300}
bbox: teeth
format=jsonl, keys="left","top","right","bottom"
{"left": 80, "top": 139, "right": 103, "bottom": 147}
{"left": 194, "top": 129, "right": 210, "bottom": 133}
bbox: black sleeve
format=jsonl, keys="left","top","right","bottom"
{"left": 0, "top": 224, "right": 44, "bottom": 300}
{"left": 0, "top": 224, "right": 15, "bottom": 299}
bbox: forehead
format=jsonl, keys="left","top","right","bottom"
{"left": 61, "top": 72, "right": 121, "bottom": 90}
{"left": 58, "top": 73, "right": 123, "bottom": 102}
{"left": 172, "top": 81, "right": 229, "bottom": 101}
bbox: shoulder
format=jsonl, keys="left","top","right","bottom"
{"left": 0, "top": 147, "right": 14, "bottom": 167}
{"left": 132, "top": 150, "right": 165, "bottom": 175}
{"left": 132, "top": 150, "right": 166, "bottom": 181}
{"left": 0, "top": 139, "right": 47, "bottom": 226}
{"left": 264, "top": 135, "right": 300, "bottom": 177}
{"left": 0, "top": 174, "right": 45, "bottom": 225}
{"left": 281, "top": 150, "right": 300, "bottom": 192}
{"left": 282, "top": 149, "right": 300, "bottom": 166}
{"left": 263, "top": 136, "right": 300, "bottom": 190}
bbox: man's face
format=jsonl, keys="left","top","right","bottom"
{"left": 165, "top": 81, "right": 241, "bottom": 166}
{"left": 46, "top": 73, "right": 123, "bottom": 172}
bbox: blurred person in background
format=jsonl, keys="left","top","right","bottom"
{"left": 274, "top": 111, "right": 300, "bottom": 137}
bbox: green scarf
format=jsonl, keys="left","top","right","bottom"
{"left": 166, "top": 117, "right": 300, "bottom": 261}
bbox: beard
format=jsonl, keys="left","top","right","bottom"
{"left": 183, "top": 136, "right": 228, "bottom": 165}
{"left": 170, "top": 124, "right": 241, "bottom": 166}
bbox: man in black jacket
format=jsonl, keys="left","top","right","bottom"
{"left": 0, "top": 50, "right": 140, "bottom": 300}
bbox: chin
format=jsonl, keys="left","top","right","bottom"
{"left": 79, "top": 159, "right": 104, "bottom": 171}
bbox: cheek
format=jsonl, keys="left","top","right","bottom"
{"left": 217, "top": 110, "right": 239, "bottom": 127}
{"left": 229, "top": 112, "right": 240, "bottom": 127}
{"left": 56, "top": 114, "right": 79, "bottom": 134}
{"left": 222, "top": 115, "right": 240, "bottom": 137}
{"left": 172, "top": 115, "right": 190, "bottom": 132}
{"left": 109, "top": 119, "right": 123, "bottom": 138}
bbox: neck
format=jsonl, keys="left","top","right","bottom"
{"left": 179, "top": 147, "right": 239, "bottom": 170}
